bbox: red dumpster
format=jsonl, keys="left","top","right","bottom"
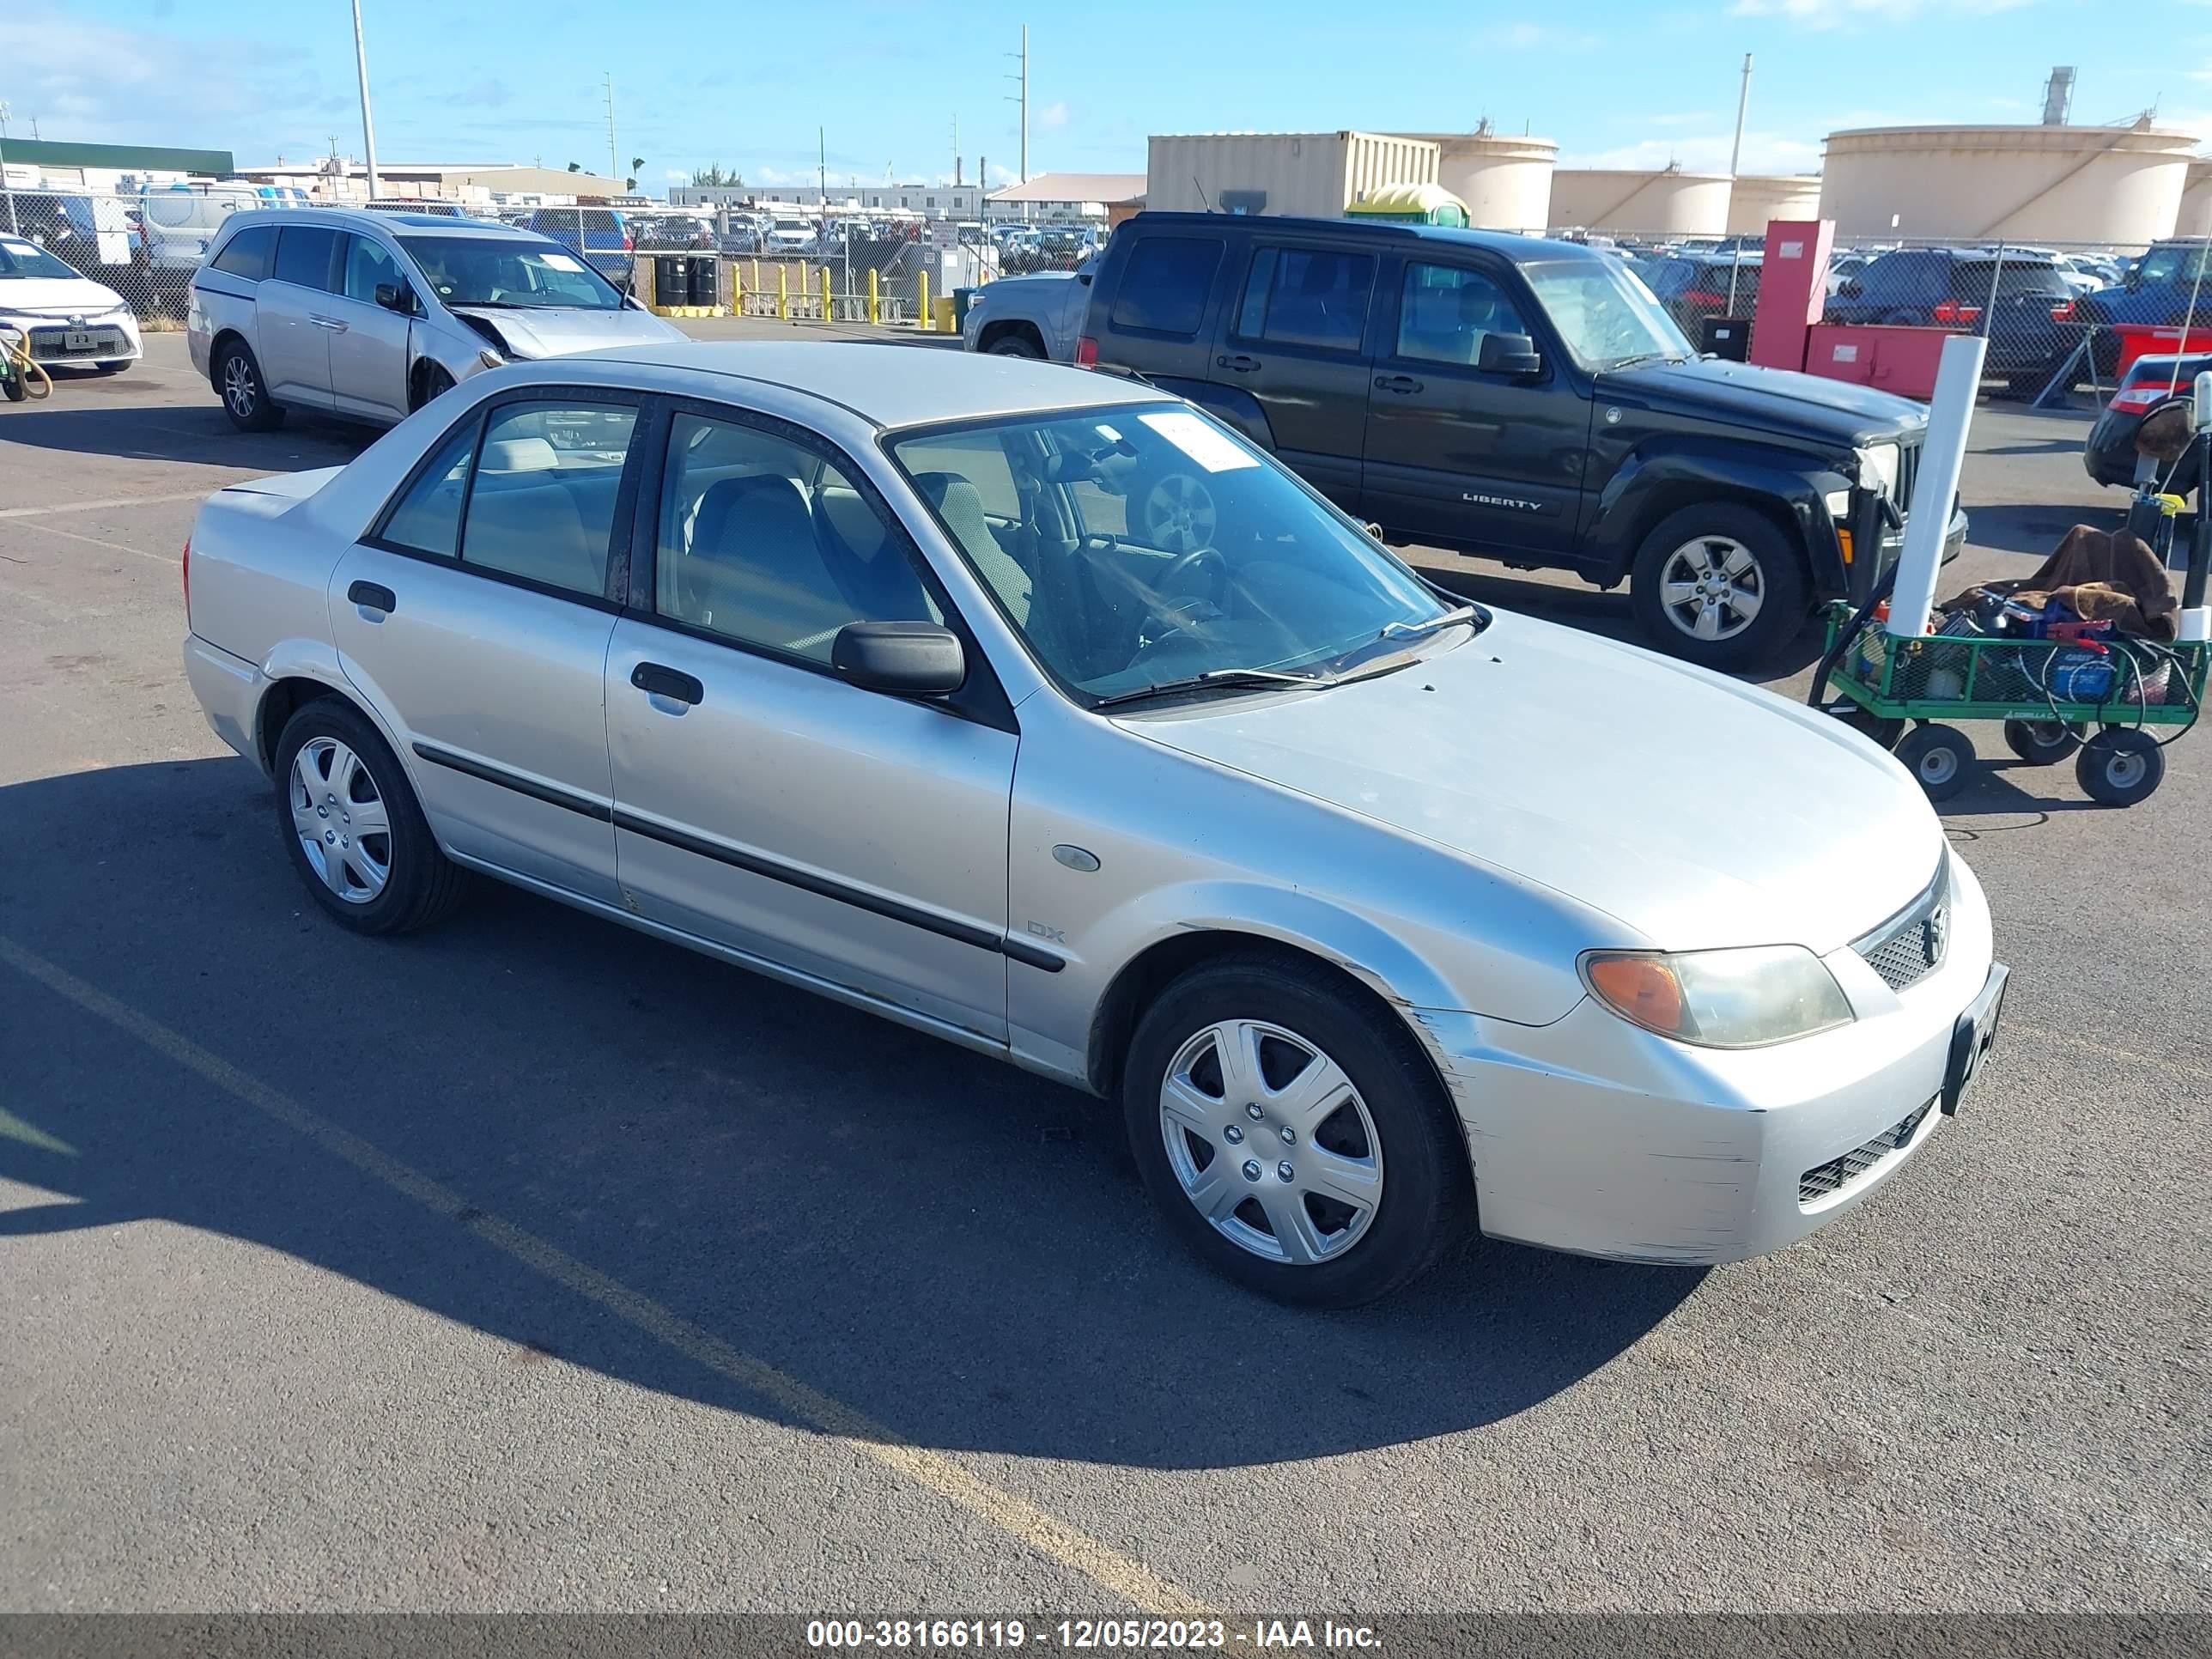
{"left": 2113, "top": 324, "right": 2212, "bottom": 380}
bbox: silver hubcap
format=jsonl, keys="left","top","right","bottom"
{"left": 1917, "top": 744, "right": 1960, "bottom": 786}
{"left": 1158, "top": 1019, "right": 1383, "bottom": 1267}
{"left": 2106, "top": 750, "right": 2147, "bottom": 789}
{"left": 222, "top": 354, "right": 255, "bottom": 416}
{"left": 289, "top": 738, "right": 392, "bottom": 903}
{"left": 1142, "top": 474, "right": 1218, "bottom": 556}
{"left": 1657, "top": 535, "right": 1765, "bottom": 642}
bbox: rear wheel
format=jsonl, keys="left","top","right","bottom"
{"left": 1629, "top": 502, "right": 1808, "bottom": 671}
{"left": 273, "top": 698, "right": 469, "bottom": 934}
{"left": 215, "top": 340, "right": 283, "bottom": 432}
{"left": 1121, "top": 955, "right": 1472, "bottom": 1307}
{"left": 2002, "top": 718, "right": 2084, "bottom": 765}
{"left": 2075, "top": 727, "right": 2164, "bottom": 807}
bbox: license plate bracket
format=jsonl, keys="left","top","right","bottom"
{"left": 64, "top": 331, "right": 98, "bottom": 353}
{"left": 1942, "top": 963, "right": 2008, "bottom": 1115}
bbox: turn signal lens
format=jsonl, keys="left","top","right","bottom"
{"left": 1581, "top": 945, "right": 1854, "bottom": 1048}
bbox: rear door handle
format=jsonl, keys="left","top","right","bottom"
{"left": 346, "top": 580, "right": 396, "bottom": 616}
{"left": 1216, "top": 354, "right": 1261, "bottom": 373}
{"left": 1374, "top": 374, "right": 1424, "bottom": 394}
{"left": 630, "top": 661, "right": 704, "bottom": 708}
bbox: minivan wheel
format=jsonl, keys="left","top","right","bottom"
{"left": 1122, "top": 955, "right": 1473, "bottom": 1307}
{"left": 411, "top": 362, "right": 455, "bottom": 411}
{"left": 216, "top": 341, "right": 284, "bottom": 432}
{"left": 1629, "top": 502, "right": 1808, "bottom": 671}
{"left": 273, "top": 699, "right": 469, "bottom": 934}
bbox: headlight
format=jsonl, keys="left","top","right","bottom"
{"left": 1856, "top": 441, "right": 1899, "bottom": 497}
{"left": 1580, "top": 945, "right": 1853, "bottom": 1048}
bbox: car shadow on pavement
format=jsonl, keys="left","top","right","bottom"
{"left": 0, "top": 758, "right": 1705, "bottom": 1472}
{"left": 0, "top": 399, "right": 366, "bottom": 469}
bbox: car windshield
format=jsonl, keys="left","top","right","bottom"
{"left": 889, "top": 405, "right": 1465, "bottom": 703}
{"left": 0, "top": 239, "right": 82, "bottom": 279}
{"left": 1522, "top": 257, "right": 1693, "bottom": 368}
{"left": 396, "top": 235, "right": 623, "bottom": 309}
{"left": 2136, "top": 244, "right": 2212, "bottom": 285}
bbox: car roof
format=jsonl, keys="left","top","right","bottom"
{"left": 1121, "top": 210, "right": 1609, "bottom": 265}
{"left": 580, "top": 340, "right": 1174, "bottom": 429}
{"left": 229, "top": 206, "right": 537, "bottom": 239}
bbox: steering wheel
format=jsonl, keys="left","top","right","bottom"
{"left": 1158, "top": 544, "right": 1229, "bottom": 605}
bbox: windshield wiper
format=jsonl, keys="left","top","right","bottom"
{"left": 1378, "top": 605, "right": 1479, "bottom": 642}
{"left": 1090, "top": 666, "right": 1328, "bottom": 710}
{"left": 1607, "top": 350, "right": 1687, "bottom": 369}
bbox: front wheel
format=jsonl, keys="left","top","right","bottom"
{"left": 2075, "top": 728, "right": 2164, "bottom": 806}
{"left": 411, "top": 362, "right": 455, "bottom": 412}
{"left": 986, "top": 332, "right": 1044, "bottom": 359}
{"left": 1122, "top": 955, "right": 1473, "bottom": 1307}
{"left": 1893, "top": 722, "right": 1976, "bottom": 801}
{"left": 273, "top": 698, "right": 470, "bottom": 934}
{"left": 1629, "top": 502, "right": 1808, "bottom": 671}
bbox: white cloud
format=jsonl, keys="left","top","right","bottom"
{"left": 664, "top": 168, "right": 690, "bottom": 182}
{"left": 986, "top": 161, "right": 1018, "bottom": 184}
{"left": 1733, "top": 0, "right": 2030, "bottom": 25}
{"left": 1037, "top": 100, "right": 1070, "bottom": 131}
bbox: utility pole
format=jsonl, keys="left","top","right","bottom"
{"left": 1727, "top": 52, "right": 1753, "bottom": 179}
{"left": 1005, "top": 27, "right": 1029, "bottom": 187}
{"left": 604, "top": 74, "right": 618, "bottom": 187}
{"left": 350, "top": 0, "right": 381, "bottom": 198}
{"left": 0, "top": 100, "right": 16, "bottom": 235}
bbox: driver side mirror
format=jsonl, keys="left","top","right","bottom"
{"left": 831, "top": 621, "right": 966, "bottom": 697}
{"left": 1477, "top": 331, "right": 1543, "bottom": 377}
{"left": 374, "top": 282, "right": 413, "bottom": 314}
{"left": 1836, "top": 278, "right": 1863, "bottom": 299}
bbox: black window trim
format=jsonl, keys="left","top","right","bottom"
{"left": 1229, "top": 240, "right": 1379, "bottom": 358}
{"left": 625, "top": 392, "right": 1020, "bottom": 735}
{"left": 1106, "top": 233, "right": 1229, "bottom": 342}
{"left": 360, "top": 381, "right": 649, "bottom": 616}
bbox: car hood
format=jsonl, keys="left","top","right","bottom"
{"left": 1115, "top": 612, "right": 1943, "bottom": 955}
{"left": 0, "top": 275, "right": 129, "bottom": 316}
{"left": 451, "top": 305, "right": 683, "bottom": 359}
{"left": 1597, "top": 356, "right": 1929, "bottom": 444}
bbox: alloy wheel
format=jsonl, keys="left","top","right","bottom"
{"left": 1158, "top": 1018, "right": 1383, "bottom": 1266}
{"left": 1656, "top": 534, "right": 1766, "bottom": 643}
{"left": 222, "top": 353, "right": 256, "bottom": 418}
{"left": 289, "top": 737, "right": 392, "bottom": 903}
{"left": 1141, "top": 474, "right": 1218, "bottom": 556}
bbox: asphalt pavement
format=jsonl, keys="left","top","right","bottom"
{"left": 0, "top": 332, "right": 2206, "bottom": 1618}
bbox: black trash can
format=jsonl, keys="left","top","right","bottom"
{"left": 1700, "top": 316, "right": 1753, "bottom": 362}
{"left": 653, "top": 254, "right": 686, "bottom": 309}
{"left": 687, "top": 255, "right": 720, "bottom": 309}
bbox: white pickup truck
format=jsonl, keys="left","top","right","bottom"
{"left": 959, "top": 258, "right": 1096, "bottom": 362}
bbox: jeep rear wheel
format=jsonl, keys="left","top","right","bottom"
{"left": 1629, "top": 502, "right": 1808, "bottom": 672}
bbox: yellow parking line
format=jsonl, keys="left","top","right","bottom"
{"left": 0, "top": 933, "right": 1215, "bottom": 1620}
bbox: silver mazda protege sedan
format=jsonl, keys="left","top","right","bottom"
{"left": 180, "top": 343, "right": 2006, "bottom": 1304}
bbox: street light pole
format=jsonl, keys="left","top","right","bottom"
{"left": 349, "top": 0, "right": 382, "bottom": 198}
{"left": 0, "top": 101, "right": 18, "bottom": 235}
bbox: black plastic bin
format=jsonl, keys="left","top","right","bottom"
{"left": 686, "top": 255, "right": 720, "bottom": 309}
{"left": 1700, "top": 316, "right": 1753, "bottom": 362}
{"left": 653, "top": 255, "right": 687, "bottom": 309}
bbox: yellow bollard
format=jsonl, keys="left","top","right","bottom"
{"left": 777, "top": 265, "right": 789, "bottom": 323}
{"left": 918, "top": 269, "right": 932, "bottom": 331}
{"left": 731, "top": 263, "right": 743, "bottom": 316}
{"left": 867, "top": 268, "right": 880, "bottom": 325}
{"left": 821, "top": 265, "right": 833, "bottom": 325}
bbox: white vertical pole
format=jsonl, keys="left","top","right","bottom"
{"left": 1887, "top": 331, "right": 1987, "bottom": 638}
{"left": 350, "top": 0, "right": 381, "bottom": 198}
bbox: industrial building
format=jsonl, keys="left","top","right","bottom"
{"left": 237, "top": 160, "right": 630, "bottom": 204}
{"left": 1817, "top": 121, "right": 2200, "bottom": 244}
{"left": 1547, "top": 166, "right": 1732, "bottom": 237}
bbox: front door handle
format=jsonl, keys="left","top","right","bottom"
{"left": 1374, "top": 374, "right": 1424, "bottom": 394}
{"left": 630, "top": 661, "right": 704, "bottom": 707}
{"left": 1216, "top": 353, "right": 1261, "bottom": 373}
{"left": 310, "top": 315, "right": 349, "bottom": 333}
{"left": 346, "top": 580, "right": 396, "bottom": 615}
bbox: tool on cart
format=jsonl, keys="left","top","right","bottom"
{"left": 1812, "top": 352, "right": 2206, "bottom": 808}
{"left": 1, "top": 323, "right": 54, "bottom": 403}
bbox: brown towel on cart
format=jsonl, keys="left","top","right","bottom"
{"left": 1939, "top": 525, "right": 2179, "bottom": 641}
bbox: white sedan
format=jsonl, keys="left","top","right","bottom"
{"left": 0, "top": 234, "right": 143, "bottom": 373}
{"left": 179, "top": 343, "right": 2006, "bottom": 1305}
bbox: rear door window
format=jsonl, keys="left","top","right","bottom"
{"left": 1108, "top": 236, "right": 1224, "bottom": 337}
{"left": 1233, "top": 246, "right": 1376, "bottom": 353}
{"left": 1951, "top": 262, "right": 2071, "bottom": 300}
{"left": 272, "top": 226, "right": 339, "bottom": 291}
{"left": 459, "top": 402, "right": 640, "bottom": 598}
{"left": 210, "top": 223, "right": 276, "bottom": 281}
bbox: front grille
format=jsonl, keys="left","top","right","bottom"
{"left": 1854, "top": 858, "right": 1949, "bottom": 994}
{"left": 1800, "top": 1102, "right": 1931, "bottom": 1206}
{"left": 1894, "top": 436, "right": 1919, "bottom": 514}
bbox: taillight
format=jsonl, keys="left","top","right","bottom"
{"left": 1075, "top": 335, "right": 1099, "bottom": 368}
{"left": 2110, "top": 385, "right": 2179, "bottom": 415}
{"left": 1932, "top": 301, "right": 1983, "bottom": 325}
{"left": 2049, "top": 300, "right": 2075, "bottom": 323}
{"left": 1681, "top": 288, "right": 1727, "bottom": 306}
{"left": 622, "top": 234, "right": 635, "bottom": 251}
{"left": 181, "top": 536, "right": 191, "bottom": 627}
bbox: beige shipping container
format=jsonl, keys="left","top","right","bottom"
{"left": 1146, "top": 132, "right": 1439, "bottom": 220}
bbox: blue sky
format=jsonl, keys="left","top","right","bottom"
{"left": 12, "top": 0, "right": 2207, "bottom": 191}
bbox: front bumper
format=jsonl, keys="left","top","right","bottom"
{"left": 1, "top": 313, "right": 142, "bottom": 366}
{"left": 1420, "top": 853, "right": 1999, "bottom": 1265}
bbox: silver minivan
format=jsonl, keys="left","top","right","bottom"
{"left": 187, "top": 208, "right": 684, "bottom": 432}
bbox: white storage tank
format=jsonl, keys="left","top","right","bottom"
{"left": 1396, "top": 131, "right": 1556, "bottom": 232}
{"left": 2179, "top": 158, "right": 2212, "bottom": 240}
{"left": 1819, "top": 124, "right": 2199, "bottom": 243}
{"left": 1727, "top": 173, "right": 1822, "bottom": 236}
{"left": 1547, "top": 167, "right": 1731, "bottom": 237}
{"left": 1146, "top": 132, "right": 1438, "bottom": 220}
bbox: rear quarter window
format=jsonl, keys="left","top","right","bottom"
{"left": 1109, "top": 236, "right": 1224, "bottom": 337}
{"left": 209, "top": 223, "right": 276, "bottom": 281}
